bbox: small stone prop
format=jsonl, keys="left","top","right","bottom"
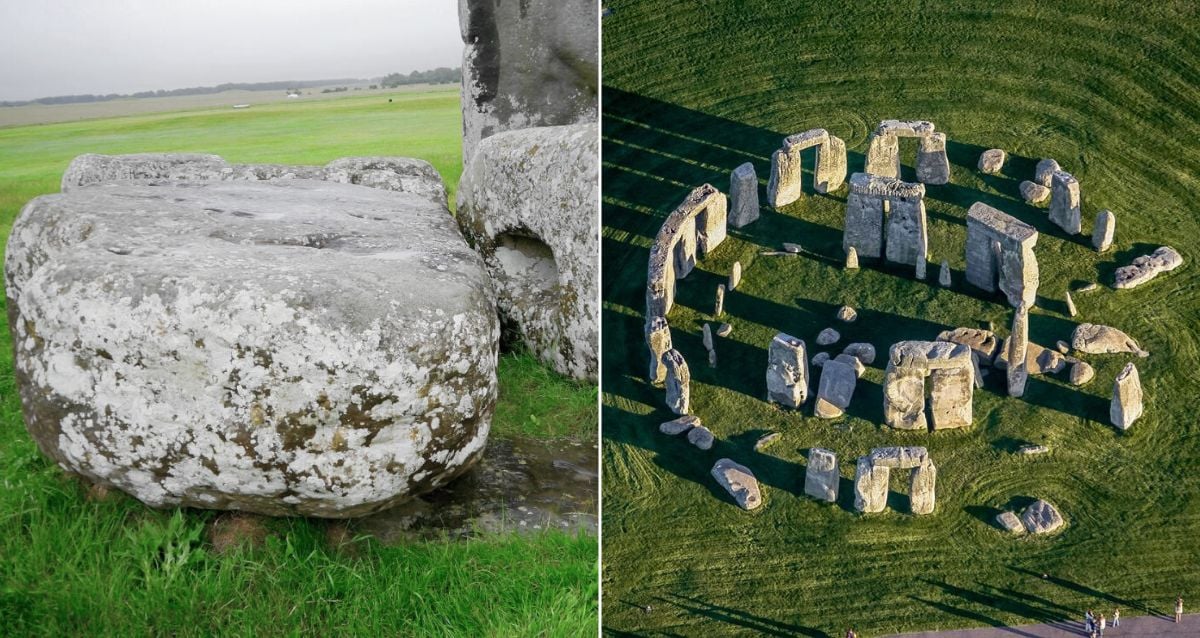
{"left": 688, "top": 426, "right": 715, "bottom": 450}
{"left": 754, "top": 432, "right": 781, "bottom": 452}
{"left": 842, "top": 343, "right": 876, "bottom": 365}
{"left": 1019, "top": 181, "right": 1050, "bottom": 205}
{"left": 711, "top": 458, "right": 762, "bottom": 510}
{"left": 845, "top": 246, "right": 859, "bottom": 269}
{"left": 978, "top": 149, "right": 1006, "bottom": 175}
{"left": 837, "top": 306, "right": 858, "bottom": 322}
{"left": 1034, "top": 158, "right": 1060, "bottom": 186}
{"left": 1065, "top": 291, "right": 1077, "bottom": 317}
{"left": 996, "top": 511, "right": 1024, "bottom": 534}
{"left": 783, "top": 242, "right": 802, "bottom": 253}
{"left": 716, "top": 323, "right": 732, "bottom": 337}
{"left": 811, "top": 352, "right": 830, "bottom": 367}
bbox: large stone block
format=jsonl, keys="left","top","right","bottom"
{"left": 1007, "top": 303, "right": 1030, "bottom": 397}
{"left": 5, "top": 179, "right": 498, "bottom": 518}
{"left": 915, "top": 132, "right": 950, "bottom": 185}
{"left": 853, "top": 456, "right": 889, "bottom": 513}
{"left": 883, "top": 341, "right": 974, "bottom": 431}
{"left": 909, "top": 462, "right": 937, "bottom": 515}
{"left": 965, "top": 202, "right": 1039, "bottom": 308}
{"left": 711, "top": 458, "right": 762, "bottom": 510}
{"left": 644, "top": 316, "right": 672, "bottom": 384}
{"left": 815, "top": 358, "right": 857, "bottom": 418}
{"left": 729, "top": 162, "right": 760, "bottom": 228}
{"left": 1114, "top": 246, "right": 1183, "bottom": 289}
{"left": 817, "top": 135, "right": 848, "bottom": 193}
{"left": 804, "top": 448, "right": 839, "bottom": 502}
{"left": 662, "top": 349, "right": 691, "bottom": 415}
{"left": 766, "top": 333, "right": 809, "bottom": 408}
{"left": 1049, "top": 170, "right": 1082, "bottom": 235}
{"left": 457, "top": 124, "right": 598, "bottom": 381}
{"left": 767, "top": 147, "right": 802, "bottom": 208}
{"left": 1110, "top": 362, "right": 1143, "bottom": 430}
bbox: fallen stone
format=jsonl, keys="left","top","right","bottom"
{"left": 1071, "top": 323, "right": 1148, "bottom": 357}
{"left": 663, "top": 349, "right": 691, "bottom": 415}
{"left": 1076, "top": 282, "right": 1099, "bottom": 292}
{"left": 837, "top": 306, "right": 858, "bottom": 323}
{"left": 978, "top": 149, "right": 1006, "bottom": 175}
{"left": 1020, "top": 499, "right": 1064, "bottom": 534}
{"left": 660, "top": 415, "right": 699, "bottom": 435}
{"left": 816, "top": 328, "right": 840, "bottom": 346}
{"left": 766, "top": 333, "right": 809, "bottom": 408}
{"left": 687, "top": 425, "right": 715, "bottom": 450}
{"left": 783, "top": 242, "right": 802, "bottom": 254}
{"left": 1019, "top": 180, "right": 1050, "bottom": 205}
{"left": 1017, "top": 444, "right": 1050, "bottom": 455}
{"left": 811, "top": 352, "right": 830, "bottom": 367}
{"left": 938, "top": 260, "right": 951, "bottom": 287}
{"left": 804, "top": 448, "right": 839, "bottom": 503}
{"left": 729, "top": 261, "right": 742, "bottom": 291}
{"left": 1065, "top": 291, "right": 1077, "bottom": 317}
{"left": 845, "top": 246, "right": 859, "bottom": 269}
{"left": 754, "top": 432, "right": 781, "bottom": 452}
{"left": 711, "top": 458, "right": 762, "bottom": 510}
{"left": 936, "top": 327, "right": 999, "bottom": 364}
{"left": 1033, "top": 348, "right": 1067, "bottom": 374}
{"left": 6, "top": 179, "right": 496, "bottom": 517}
{"left": 728, "top": 163, "right": 760, "bottom": 228}
{"left": 1114, "top": 246, "right": 1183, "bottom": 289}
{"left": 1069, "top": 361, "right": 1095, "bottom": 386}
{"left": 1034, "top": 159, "right": 1060, "bottom": 187}
{"left": 1111, "top": 362, "right": 1143, "bottom": 430}
{"left": 1093, "top": 209, "right": 1115, "bottom": 252}
{"left": 996, "top": 511, "right": 1025, "bottom": 534}
{"left": 842, "top": 343, "right": 877, "bottom": 366}
{"left": 716, "top": 323, "right": 733, "bottom": 337}
{"left": 815, "top": 358, "right": 857, "bottom": 419}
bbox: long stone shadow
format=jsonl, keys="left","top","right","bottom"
{"left": 660, "top": 593, "right": 830, "bottom": 637}
{"left": 1006, "top": 566, "right": 1166, "bottom": 620}
{"left": 923, "top": 578, "right": 1083, "bottom": 632}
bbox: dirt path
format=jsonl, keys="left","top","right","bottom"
{"left": 887, "top": 612, "right": 1198, "bottom": 638}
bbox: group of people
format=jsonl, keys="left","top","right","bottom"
{"left": 1083, "top": 608, "right": 1117, "bottom": 637}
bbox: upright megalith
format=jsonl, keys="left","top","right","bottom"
{"left": 883, "top": 341, "right": 974, "bottom": 431}
{"left": 729, "top": 162, "right": 760, "bottom": 228}
{"left": 854, "top": 447, "right": 937, "bottom": 515}
{"left": 916, "top": 132, "right": 951, "bottom": 185}
{"left": 1049, "top": 170, "right": 1082, "bottom": 235}
{"left": 662, "top": 349, "right": 691, "bottom": 415}
{"left": 843, "top": 173, "right": 927, "bottom": 269}
{"left": 766, "top": 333, "right": 809, "bottom": 408}
{"left": 815, "top": 357, "right": 857, "bottom": 418}
{"left": 645, "top": 316, "right": 672, "bottom": 384}
{"left": 767, "top": 128, "right": 848, "bottom": 207}
{"left": 459, "top": 0, "right": 598, "bottom": 162}
{"left": 1007, "top": 303, "right": 1030, "bottom": 397}
{"left": 645, "top": 184, "right": 729, "bottom": 318}
{"left": 965, "top": 202, "right": 1039, "bottom": 308}
{"left": 805, "top": 448, "right": 840, "bottom": 503}
{"left": 863, "top": 120, "right": 947, "bottom": 185}
{"left": 1111, "top": 363, "right": 1144, "bottom": 430}
{"left": 1093, "top": 209, "right": 1115, "bottom": 252}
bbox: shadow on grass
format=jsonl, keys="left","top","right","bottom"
{"left": 1007, "top": 566, "right": 1169, "bottom": 620}
{"left": 659, "top": 593, "right": 830, "bottom": 637}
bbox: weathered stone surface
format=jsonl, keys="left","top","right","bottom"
{"left": 1019, "top": 180, "right": 1051, "bottom": 205}
{"left": 1093, "top": 209, "right": 1115, "bottom": 252}
{"left": 1069, "top": 360, "right": 1095, "bottom": 386}
{"left": 844, "top": 172, "right": 927, "bottom": 265}
{"left": 835, "top": 353, "right": 866, "bottom": 378}
{"left": 1007, "top": 303, "right": 1029, "bottom": 397}
{"left": 645, "top": 184, "right": 726, "bottom": 318}
{"left": 1020, "top": 499, "right": 1064, "bottom": 534}
{"left": 459, "top": 0, "right": 597, "bottom": 162}
{"left": 659, "top": 415, "right": 698, "bottom": 435}
{"left": 662, "top": 349, "right": 691, "bottom": 415}
{"left": 938, "top": 260, "right": 951, "bottom": 287}
{"left": 458, "top": 123, "right": 598, "bottom": 380}
{"left": 1017, "top": 444, "right": 1050, "bottom": 455}
{"left": 1049, "top": 171, "right": 1082, "bottom": 235}
{"left": 1065, "top": 291, "right": 1077, "bottom": 317}
{"left": 856, "top": 446, "right": 936, "bottom": 515}
{"left": 711, "top": 458, "right": 762, "bottom": 510}
{"left": 1071, "top": 323, "right": 1148, "bottom": 357}
{"left": 769, "top": 129, "right": 848, "bottom": 204}
{"left": 729, "top": 163, "right": 760, "bottom": 228}
{"left": 909, "top": 462, "right": 937, "bottom": 515}
{"left": 837, "top": 306, "right": 857, "bottom": 323}
{"left": 853, "top": 456, "right": 889, "bottom": 513}
{"left": 6, "top": 179, "right": 497, "bottom": 517}
{"left": 870, "top": 446, "right": 930, "bottom": 468}
{"left": 965, "top": 202, "right": 1039, "bottom": 308}
{"left": 865, "top": 120, "right": 936, "bottom": 180}
{"left": 1111, "top": 362, "right": 1143, "bottom": 430}
{"left": 816, "top": 328, "right": 841, "bottom": 346}
{"left": 767, "top": 147, "right": 802, "bottom": 208}
{"left": 815, "top": 358, "right": 857, "bottom": 419}
{"left": 978, "top": 149, "right": 1006, "bottom": 174}
{"left": 843, "top": 343, "right": 877, "bottom": 366}
{"left": 1056, "top": 340, "right": 1071, "bottom": 353}
{"left": 916, "top": 132, "right": 950, "bottom": 185}
{"left": 929, "top": 365, "right": 973, "bottom": 430}
{"left": 996, "top": 339, "right": 1064, "bottom": 375}
{"left": 996, "top": 511, "right": 1024, "bottom": 533}
{"left": 1114, "top": 246, "right": 1183, "bottom": 289}
{"left": 714, "top": 284, "right": 726, "bottom": 317}
{"left": 804, "top": 448, "right": 839, "bottom": 502}
{"left": 811, "top": 352, "right": 830, "bottom": 367}
{"left": 1034, "top": 158, "right": 1060, "bottom": 187}
{"left": 687, "top": 425, "right": 714, "bottom": 450}
{"left": 845, "top": 246, "right": 859, "bottom": 269}
{"left": 728, "top": 261, "right": 742, "bottom": 291}
{"left": 766, "top": 333, "right": 809, "bottom": 408}
{"left": 817, "top": 135, "right": 848, "bottom": 193}
{"left": 716, "top": 323, "right": 732, "bottom": 337}
{"left": 645, "top": 316, "right": 672, "bottom": 384}
{"left": 936, "top": 327, "right": 999, "bottom": 364}
{"left": 884, "top": 341, "right": 974, "bottom": 430}
{"left": 754, "top": 432, "right": 781, "bottom": 451}
{"left": 701, "top": 324, "right": 714, "bottom": 353}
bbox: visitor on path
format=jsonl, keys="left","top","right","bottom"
{"left": 1098, "top": 613, "right": 1106, "bottom": 637}
{"left": 1177, "top": 595, "right": 1184, "bottom": 623}
{"left": 1113, "top": 608, "right": 1120, "bottom": 627}
{"left": 1085, "top": 609, "right": 1094, "bottom": 632}
{"left": 845, "top": 629, "right": 856, "bottom": 638}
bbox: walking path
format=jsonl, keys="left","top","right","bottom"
{"left": 888, "top": 613, "right": 1199, "bottom": 637}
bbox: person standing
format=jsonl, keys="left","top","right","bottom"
{"left": 1098, "top": 613, "right": 1106, "bottom": 637}
{"left": 1085, "top": 609, "right": 1094, "bottom": 633}
{"left": 1113, "top": 608, "right": 1119, "bottom": 627}
{"left": 1177, "top": 595, "right": 1184, "bottom": 623}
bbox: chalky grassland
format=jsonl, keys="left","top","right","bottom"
{"left": 602, "top": 2, "right": 1200, "bottom": 636}
{"left": 0, "top": 88, "right": 597, "bottom": 635}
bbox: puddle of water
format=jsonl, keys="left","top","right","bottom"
{"left": 354, "top": 435, "right": 598, "bottom": 543}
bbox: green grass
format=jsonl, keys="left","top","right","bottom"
{"left": 601, "top": 1, "right": 1200, "bottom": 636}
{"left": 0, "top": 87, "right": 598, "bottom": 636}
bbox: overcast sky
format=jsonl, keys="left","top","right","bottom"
{"left": 0, "top": 0, "right": 461, "bottom": 101}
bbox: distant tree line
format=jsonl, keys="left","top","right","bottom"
{"left": 379, "top": 67, "right": 460, "bottom": 88}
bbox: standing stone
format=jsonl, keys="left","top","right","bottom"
{"left": 853, "top": 456, "right": 889, "bottom": 513}
{"left": 1065, "top": 291, "right": 1077, "bottom": 317}
{"left": 915, "top": 258, "right": 927, "bottom": 281}
{"left": 1110, "top": 363, "right": 1143, "bottom": 430}
{"left": 965, "top": 202, "right": 1039, "bottom": 309}
{"left": 929, "top": 366, "right": 974, "bottom": 429}
{"left": 815, "top": 358, "right": 858, "bottom": 419}
{"left": 687, "top": 426, "right": 714, "bottom": 450}
{"left": 978, "top": 149, "right": 1006, "bottom": 174}
{"left": 938, "top": 260, "right": 951, "bottom": 287}
{"left": 767, "top": 148, "right": 802, "bottom": 208}
{"left": 816, "top": 135, "right": 849, "bottom": 193}
{"left": 766, "top": 333, "right": 809, "bottom": 408}
{"left": 729, "top": 261, "right": 742, "bottom": 291}
{"left": 1007, "top": 302, "right": 1029, "bottom": 397}
{"left": 729, "top": 162, "right": 760, "bottom": 228}
{"left": 1019, "top": 180, "right": 1051, "bottom": 205}
{"left": 916, "top": 132, "right": 950, "bottom": 185}
{"left": 845, "top": 246, "right": 859, "bottom": 270}
{"left": 701, "top": 323, "right": 714, "bottom": 352}
{"left": 1049, "top": 171, "right": 1082, "bottom": 235}
{"left": 645, "top": 316, "right": 672, "bottom": 384}
{"left": 1034, "top": 158, "right": 1060, "bottom": 186}
{"left": 1114, "top": 246, "right": 1184, "bottom": 289}
{"left": 909, "top": 462, "right": 937, "bottom": 515}
{"left": 711, "top": 458, "right": 762, "bottom": 510}
{"left": 662, "top": 349, "right": 691, "bottom": 415}
{"left": 714, "top": 284, "right": 726, "bottom": 317}
{"left": 804, "top": 448, "right": 839, "bottom": 503}
{"left": 1092, "top": 209, "right": 1115, "bottom": 252}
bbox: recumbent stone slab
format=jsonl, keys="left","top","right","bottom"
{"left": 711, "top": 458, "right": 762, "bottom": 510}
{"left": 1114, "top": 246, "right": 1183, "bottom": 289}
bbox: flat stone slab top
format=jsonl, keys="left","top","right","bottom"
{"left": 1020, "top": 499, "right": 1064, "bottom": 534}
{"left": 1114, "top": 246, "right": 1183, "bottom": 289}
{"left": 1071, "top": 323, "right": 1148, "bottom": 357}
{"left": 5, "top": 179, "right": 498, "bottom": 518}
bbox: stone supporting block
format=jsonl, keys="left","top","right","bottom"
{"left": 766, "top": 333, "right": 809, "bottom": 408}
{"left": 883, "top": 341, "right": 974, "bottom": 431}
{"left": 815, "top": 358, "right": 857, "bottom": 418}
{"left": 965, "top": 202, "right": 1039, "bottom": 308}
{"left": 843, "top": 172, "right": 926, "bottom": 264}
{"left": 729, "top": 162, "right": 760, "bottom": 228}
{"left": 1007, "top": 303, "right": 1030, "bottom": 397}
{"left": 644, "top": 316, "right": 672, "bottom": 384}
{"left": 854, "top": 446, "right": 936, "bottom": 515}
{"left": 804, "top": 448, "right": 839, "bottom": 503}
{"left": 1049, "top": 170, "right": 1082, "bottom": 235}
{"left": 662, "top": 349, "right": 691, "bottom": 415}
{"left": 645, "top": 184, "right": 727, "bottom": 318}
{"left": 916, "top": 132, "right": 950, "bottom": 185}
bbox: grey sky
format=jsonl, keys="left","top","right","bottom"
{"left": 0, "top": 0, "right": 461, "bottom": 101}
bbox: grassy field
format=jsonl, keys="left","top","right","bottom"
{"left": 0, "top": 87, "right": 598, "bottom": 636}
{"left": 601, "top": 2, "right": 1200, "bottom": 636}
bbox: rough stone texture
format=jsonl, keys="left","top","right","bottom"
{"left": 728, "top": 163, "right": 760, "bottom": 228}
{"left": 995, "top": 339, "right": 1065, "bottom": 375}
{"left": 1034, "top": 159, "right": 1060, "bottom": 187}
{"left": 707, "top": 349, "right": 718, "bottom": 369}
{"left": 835, "top": 353, "right": 866, "bottom": 378}
{"left": 915, "top": 132, "right": 950, "bottom": 185}
{"left": 1071, "top": 323, "right": 1148, "bottom": 356}
{"left": 729, "top": 261, "right": 742, "bottom": 291}
{"left": 716, "top": 323, "right": 732, "bottom": 337}
{"left": 884, "top": 341, "right": 974, "bottom": 431}
{"left": 855, "top": 446, "right": 936, "bottom": 515}
{"left": 1069, "top": 360, "right": 1095, "bottom": 386}
{"left": 1007, "top": 303, "right": 1030, "bottom": 398}
{"left": 1114, "top": 246, "right": 1183, "bottom": 289}
{"left": 818, "top": 135, "right": 849, "bottom": 193}
{"left": 662, "top": 349, "right": 691, "bottom": 415}
{"left": 687, "top": 425, "right": 714, "bottom": 450}
{"left": 767, "top": 148, "right": 801, "bottom": 208}
{"left": 767, "top": 129, "right": 848, "bottom": 207}
{"left": 766, "top": 333, "right": 809, "bottom": 408}
{"left": 701, "top": 323, "right": 714, "bottom": 353}
{"left": 936, "top": 327, "right": 999, "bottom": 365}
{"left": 816, "top": 328, "right": 841, "bottom": 346}
{"left": 978, "top": 149, "right": 1006, "bottom": 174}
{"left": 645, "top": 184, "right": 727, "bottom": 318}
{"left": 909, "top": 462, "right": 938, "bottom": 515}
{"left": 837, "top": 305, "right": 857, "bottom": 322}
{"left": 1093, "top": 209, "right": 1115, "bottom": 252}
{"left": 711, "top": 458, "right": 762, "bottom": 510}
{"left": 843, "top": 343, "right": 877, "bottom": 366}
{"left": 864, "top": 120, "right": 937, "bottom": 180}
{"left": 845, "top": 246, "right": 859, "bottom": 269}
{"left": 6, "top": 179, "right": 497, "bottom": 518}
{"left": 714, "top": 284, "right": 726, "bottom": 317}
{"left": 1111, "top": 362, "right": 1143, "bottom": 430}
{"left": 1049, "top": 171, "right": 1082, "bottom": 235}
{"left": 853, "top": 455, "right": 890, "bottom": 513}
{"left": 1065, "top": 291, "right": 1078, "bottom": 317}
{"left": 1020, "top": 499, "right": 1064, "bottom": 534}
{"left": 965, "top": 202, "right": 1039, "bottom": 308}
{"left": 843, "top": 172, "right": 926, "bottom": 265}
{"left": 659, "top": 415, "right": 698, "bottom": 435}
{"left": 1056, "top": 340, "right": 1071, "bottom": 353}
{"left": 996, "top": 511, "right": 1024, "bottom": 534}
{"left": 645, "top": 316, "right": 672, "bottom": 384}
{"left": 938, "top": 260, "right": 951, "bottom": 287}
{"left": 458, "top": 124, "right": 598, "bottom": 380}
{"left": 754, "top": 432, "right": 781, "bottom": 451}
{"left": 459, "top": 0, "right": 597, "bottom": 162}
{"left": 815, "top": 358, "right": 857, "bottom": 419}
{"left": 811, "top": 352, "right": 830, "bottom": 367}
{"left": 804, "top": 448, "right": 839, "bottom": 502}
{"left": 915, "top": 257, "right": 927, "bottom": 281}
{"left": 1019, "top": 180, "right": 1051, "bottom": 205}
